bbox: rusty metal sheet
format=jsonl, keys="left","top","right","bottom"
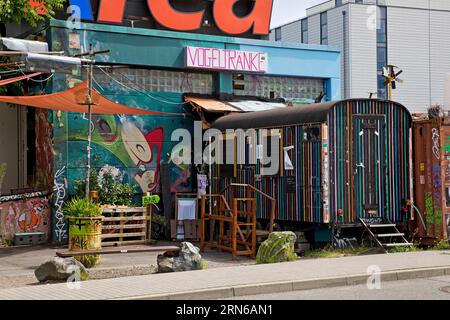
{"left": 185, "top": 97, "right": 240, "bottom": 113}
{"left": 413, "top": 118, "right": 450, "bottom": 243}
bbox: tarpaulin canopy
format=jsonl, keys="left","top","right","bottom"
{"left": 0, "top": 72, "right": 42, "bottom": 86}
{"left": 0, "top": 81, "right": 164, "bottom": 115}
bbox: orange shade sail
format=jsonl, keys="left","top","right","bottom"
{"left": 0, "top": 81, "right": 164, "bottom": 115}
{"left": 0, "top": 72, "right": 43, "bottom": 86}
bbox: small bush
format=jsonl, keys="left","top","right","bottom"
{"left": 63, "top": 198, "right": 102, "bottom": 218}
{"left": 433, "top": 239, "right": 450, "bottom": 250}
{"left": 387, "top": 244, "right": 421, "bottom": 253}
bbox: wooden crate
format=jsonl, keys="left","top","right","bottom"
{"left": 101, "top": 207, "right": 152, "bottom": 247}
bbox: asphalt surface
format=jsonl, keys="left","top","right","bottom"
{"left": 227, "top": 275, "right": 450, "bottom": 300}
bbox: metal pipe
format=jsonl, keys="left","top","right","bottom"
{"left": 85, "top": 44, "right": 94, "bottom": 199}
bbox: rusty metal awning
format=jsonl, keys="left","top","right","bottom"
{"left": 186, "top": 97, "right": 240, "bottom": 113}
{"left": 186, "top": 97, "right": 287, "bottom": 113}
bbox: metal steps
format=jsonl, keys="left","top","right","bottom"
{"left": 369, "top": 224, "right": 396, "bottom": 228}
{"left": 359, "top": 218, "right": 412, "bottom": 253}
{"left": 375, "top": 233, "right": 405, "bottom": 237}
{"left": 383, "top": 243, "right": 413, "bottom": 247}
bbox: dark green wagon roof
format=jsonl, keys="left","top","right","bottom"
{"left": 212, "top": 99, "right": 410, "bottom": 130}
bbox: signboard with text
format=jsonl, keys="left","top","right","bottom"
{"left": 35, "top": 0, "right": 273, "bottom": 38}
{"left": 186, "top": 46, "right": 268, "bottom": 73}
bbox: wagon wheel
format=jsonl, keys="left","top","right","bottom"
{"left": 361, "top": 230, "right": 376, "bottom": 248}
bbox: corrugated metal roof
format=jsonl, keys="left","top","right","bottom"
{"left": 227, "top": 100, "right": 286, "bottom": 112}
{"left": 186, "top": 97, "right": 240, "bottom": 113}
{"left": 186, "top": 97, "right": 287, "bottom": 113}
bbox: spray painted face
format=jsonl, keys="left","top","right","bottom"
{"left": 121, "top": 121, "right": 152, "bottom": 165}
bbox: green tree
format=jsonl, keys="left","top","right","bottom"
{"left": 0, "top": 0, "right": 66, "bottom": 27}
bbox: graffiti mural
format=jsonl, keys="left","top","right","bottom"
{"left": 53, "top": 112, "right": 193, "bottom": 196}
{"left": 0, "top": 196, "right": 51, "bottom": 241}
{"left": 53, "top": 166, "right": 68, "bottom": 243}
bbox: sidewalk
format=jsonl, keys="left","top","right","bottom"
{"left": 1, "top": 250, "right": 450, "bottom": 300}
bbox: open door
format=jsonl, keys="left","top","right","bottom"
{"left": 353, "top": 115, "right": 386, "bottom": 219}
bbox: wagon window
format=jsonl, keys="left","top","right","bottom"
{"left": 303, "top": 126, "right": 321, "bottom": 142}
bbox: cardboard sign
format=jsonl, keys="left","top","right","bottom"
{"left": 186, "top": 47, "right": 268, "bottom": 73}
{"left": 142, "top": 194, "right": 160, "bottom": 206}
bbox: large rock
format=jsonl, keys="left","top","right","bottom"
{"left": 256, "top": 231, "right": 298, "bottom": 264}
{"left": 157, "top": 242, "right": 203, "bottom": 273}
{"left": 35, "top": 257, "right": 89, "bottom": 282}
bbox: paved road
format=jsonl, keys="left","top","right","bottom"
{"left": 227, "top": 275, "right": 450, "bottom": 300}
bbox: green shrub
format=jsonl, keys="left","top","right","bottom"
{"left": 63, "top": 198, "right": 102, "bottom": 218}
{"left": 387, "top": 244, "right": 421, "bottom": 253}
{"left": 433, "top": 239, "right": 450, "bottom": 250}
{"left": 75, "top": 169, "right": 136, "bottom": 206}
{"left": 99, "top": 171, "right": 136, "bottom": 206}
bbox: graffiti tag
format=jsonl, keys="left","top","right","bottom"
{"left": 53, "top": 166, "right": 68, "bottom": 242}
{"left": 432, "top": 128, "right": 440, "bottom": 160}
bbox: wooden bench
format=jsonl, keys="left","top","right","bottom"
{"left": 56, "top": 246, "right": 180, "bottom": 258}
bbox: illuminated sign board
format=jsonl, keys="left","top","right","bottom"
{"left": 186, "top": 47, "right": 268, "bottom": 73}
{"left": 31, "top": 0, "right": 274, "bottom": 35}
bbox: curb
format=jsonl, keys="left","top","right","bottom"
{"left": 114, "top": 266, "right": 450, "bottom": 300}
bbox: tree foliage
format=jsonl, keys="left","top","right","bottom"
{"left": 0, "top": 0, "right": 66, "bottom": 27}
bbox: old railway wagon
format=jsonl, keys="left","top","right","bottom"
{"left": 211, "top": 99, "right": 413, "bottom": 228}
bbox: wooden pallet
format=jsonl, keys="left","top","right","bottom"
{"left": 101, "top": 207, "right": 152, "bottom": 247}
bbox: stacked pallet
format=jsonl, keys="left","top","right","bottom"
{"left": 101, "top": 207, "right": 151, "bottom": 247}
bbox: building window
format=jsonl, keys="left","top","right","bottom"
{"left": 335, "top": 0, "right": 342, "bottom": 7}
{"left": 233, "top": 74, "right": 324, "bottom": 102}
{"left": 301, "top": 19, "right": 308, "bottom": 44}
{"left": 320, "top": 12, "right": 328, "bottom": 45}
{"left": 355, "top": 0, "right": 363, "bottom": 4}
{"left": 94, "top": 68, "right": 214, "bottom": 95}
{"left": 376, "top": 6, "right": 388, "bottom": 99}
{"left": 275, "top": 27, "right": 282, "bottom": 41}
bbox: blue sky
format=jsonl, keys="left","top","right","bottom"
{"left": 271, "top": 0, "right": 327, "bottom": 28}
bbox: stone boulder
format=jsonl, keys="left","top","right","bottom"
{"left": 256, "top": 231, "right": 298, "bottom": 264}
{"left": 35, "top": 257, "right": 89, "bottom": 282}
{"left": 157, "top": 242, "right": 203, "bottom": 273}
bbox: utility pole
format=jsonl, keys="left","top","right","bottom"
{"left": 77, "top": 44, "right": 110, "bottom": 199}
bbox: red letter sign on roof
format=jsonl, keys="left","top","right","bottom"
{"left": 214, "top": 0, "right": 273, "bottom": 35}
{"left": 147, "top": 0, "right": 204, "bottom": 31}
{"left": 97, "top": 0, "right": 127, "bottom": 23}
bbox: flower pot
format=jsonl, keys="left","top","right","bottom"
{"left": 89, "top": 190, "right": 99, "bottom": 202}
{"left": 67, "top": 216, "right": 103, "bottom": 268}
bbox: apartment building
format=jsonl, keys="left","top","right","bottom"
{"left": 270, "top": 0, "right": 450, "bottom": 113}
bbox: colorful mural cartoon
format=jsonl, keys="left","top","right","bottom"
{"left": 0, "top": 196, "right": 51, "bottom": 241}
{"left": 53, "top": 112, "right": 193, "bottom": 195}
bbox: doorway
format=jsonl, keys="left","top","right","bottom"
{"left": 353, "top": 115, "right": 386, "bottom": 219}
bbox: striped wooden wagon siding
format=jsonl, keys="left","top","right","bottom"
{"left": 211, "top": 99, "right": 413, "bottom": 225}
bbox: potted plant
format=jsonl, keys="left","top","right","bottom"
{"left": 63, "top": 198, "right": 103, "bottom": 268}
